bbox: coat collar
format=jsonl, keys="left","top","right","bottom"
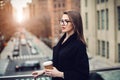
{"left": 56, "top": 32, "right": 78, "bottom": 49}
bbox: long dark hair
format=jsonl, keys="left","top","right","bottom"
{"left": 63, "top": 11, "right": 86, "bottom": 46}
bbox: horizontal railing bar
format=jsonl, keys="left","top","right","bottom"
{"left": 0, "top": 74, "right": 49, "bottom": 78}
{"left": 90, "top": 66, "right": 120, "bottom": 73}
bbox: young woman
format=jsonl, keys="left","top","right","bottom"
{"left": 32, "top": 11, "right": 89, "bottom": 80}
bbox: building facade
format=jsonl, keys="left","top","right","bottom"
{"left": 0, "top": 0, "right": 13, "bottom": 39}
{"left": 0, "top": 0, "right": 13, "bottom": 56}
{"left": 28, "top": 0, "right": 80, "bottom": 46}
{"left": 81, "top": 0, "right": 120, "bottom": 64}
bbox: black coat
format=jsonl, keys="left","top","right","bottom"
{"left": 52, "top": 33, "right": 89, "bottom": 80}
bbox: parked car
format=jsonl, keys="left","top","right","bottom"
{"left": 27, "top": 40, "right": 32, "bottom": 48}
{"left": 31, "top": 47, "right": 38, "bottom": 55}
{"left": 21, "top": 39, "right": 27, "bottom": 46}
{"left": 15, "top": 60, "right": 41, "bottom": 72}
{"left": 12, "top": 51, "right": 19, "bottom": 57}
{"left": 89, "top": 66, "right": 120, "bottom": 80}
{"left": 12, "top": 45, "right": 19, "bottom": 57}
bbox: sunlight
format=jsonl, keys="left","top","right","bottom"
{"left": 16, "top": 11, "right": 24, "bottom": 23}
{"left": 11, "top": 0, "right": 32, "bottom": 23}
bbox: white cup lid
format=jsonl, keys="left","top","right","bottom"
{"left": 43, "top": 61, "right": 53, "bottom": 66}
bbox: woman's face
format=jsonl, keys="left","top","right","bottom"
{"left": 60, "top": 14, "right": 74, "bottom": 34}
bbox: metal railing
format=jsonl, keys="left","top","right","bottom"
{"left": 0, "top": 74, "right": 52, "bottom": 80}
{"left": 89, "top": 66, "right": 120, "bottom": 80}
{"left": 0, "top": 67, "right": 120, "bottom": 80}
{"left": 90, "top": 66, "right": 120, "bottom": 73}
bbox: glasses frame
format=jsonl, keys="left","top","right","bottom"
{"left": 59, "top": 19, "right": 71, "bottom": 26}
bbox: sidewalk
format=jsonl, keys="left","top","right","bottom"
{"left": 0, "top": 40, "right": 13, "bottom": 76}
{"left": 0, "top": 59, "right": 9, "bottom": 76}
{"left": 89, "top": 55, "right": 120, "bottom": 70}
{"left": 0, "top": 41, "right": 14, "bottom": 59}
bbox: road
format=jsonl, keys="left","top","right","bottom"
{"left": 3, "top": 32, "right": 52, "bottom": 76}
{"left": 5, "top": 44, "right": 50, "bottom": 76}
{"left": 5, "top": 57, "right": 48, "bottom": 76}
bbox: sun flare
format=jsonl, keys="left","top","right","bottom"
{"left": 16, "top": 11, "right": 24, "bottom": 23}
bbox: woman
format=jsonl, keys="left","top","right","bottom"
{"left": 32, "top": 11, "right": 89, "bottom": 80}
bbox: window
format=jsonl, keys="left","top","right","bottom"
{"left": 118, "top": 7, "right": 120, "bottom": 30}
{"left": 101, "top": 0, "right": 105, "bottom": 3}
{"left": 102, "top": 41, "right": 105, "bottom": 57}
{"left": 85, "top": 13, "right": 88, "bottom": 29}
{"left": 106, "top": 41, "right": 109, "bottom": 58}
{"left": 98, "top": 40, "right": 100, "bottom": 55}
{"left": 101, "top": 0, "right": 108, "bottom": 3}
{"left": 62, "top": 3, "right": 65, "bottom": 7}
{"left": 97, "top": 0, "right": 108, "bottom": 4}
{"left": 86, "top": 38, "right": 89, "bottom": 51}
{"left": 97, "top": 0, "right": 100, "bottom": 4}
{"left": 54, "top": 4, "right": 56, "bottom": 8}
{"left": 85, "top": 0, "right": 87, "bottom": 7}
{"left": 99, "top": 41, "right": 109, "bottom": 58}
{"left": 58, "top": 3, "right": 61, "bottom": 8}
{"left": 101, "top": 10, "right": 105, "bottom": 30}
{"left": 106, "top": 9, "right": 109, "bottom": 30}
{"left": 86, "top": 38, "right": 88, "bottom": 46}
{"left": 118, "top": 44, "right": 120, "bottom": 62}
{"left": 97, "top": 11, "right": 100, "bottom": 30}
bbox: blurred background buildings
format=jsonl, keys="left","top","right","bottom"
{"left": 0, "top": 0, "right": 16, "bottom": 54}
{"left": 23, "top": 0, "right": 80, "bottom": 46}
{"left": 81, "top": 0, "right": 120, "bottom": 64}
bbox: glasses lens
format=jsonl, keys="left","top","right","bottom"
{"left": 64, "top": 21, "right": 68, "bottom": 26}
{"left": 59, "top": 19, "right": 69, "bottom": 26}
{"left": 59, "top": 20, "right": 64, "bottom": 25}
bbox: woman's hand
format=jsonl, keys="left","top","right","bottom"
{"left": 44, "top": 67, "right": 64, "bottom": 78}
{"left": 32, "top": 70, "right": 45, "bottom": 78}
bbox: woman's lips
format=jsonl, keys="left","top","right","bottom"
{"left": 61, "top": 27, "right": 65, "bottom": 30}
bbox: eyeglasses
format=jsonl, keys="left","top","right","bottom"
{"left": 59, "top": 19, "right": 71, "bottom": 26}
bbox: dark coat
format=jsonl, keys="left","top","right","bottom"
{"left": 52, "top": 33, "right": 89, "bottom": 80}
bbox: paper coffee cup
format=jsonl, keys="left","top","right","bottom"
{"left": 43, "top": 61, "right": 53, "bottom": 69}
